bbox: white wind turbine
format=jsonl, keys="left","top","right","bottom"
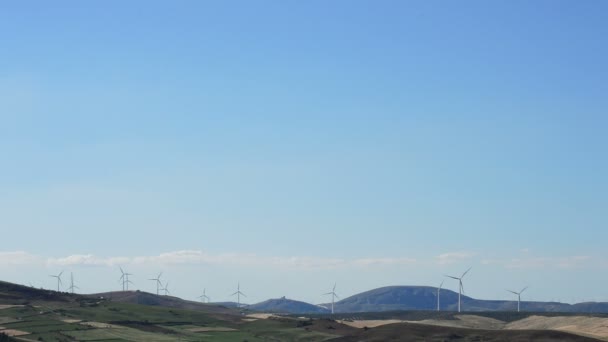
{"left": 162, "top": 282, "right": 170, "bottom": 296}
{"left": 323, "top": 283, "right": 339, "bottom": 314}
{"left": 119, "top": 267, "right": 134, "bottom": 291}
{"left": 446, "top": 267, "right": 471, "bottom": 313}
{"left": 231, "top": 283, "right": 246, "bottom": 308}
{"left": 49, "top": 271, "right": 64, "bottom": 292}
{"left": 507, "top": 286, "right": 528, "bottom": 312}
{"left": 119, "top": 267, "right": 126, "bottom": 291}
{"left": 198, "top": 289, "right": 210, "bottom": 303}
{"left": 148, "top": 272, "right": 163, "bottom": 295}
{"left": 68, "top": 272, "right": 79, "bottom": 294}
{"left": 437, "top": 280, "right": 444, "bottom": 311}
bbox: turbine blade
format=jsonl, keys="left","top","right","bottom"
{"left": 506, "top": 290, "right": 518, "bottom": 295}
{"left": 520, "top": 286, "right": 528, "bottom": 294}
{"left": 461, "top": 267, "right": 472, "bottom": 278}
{"left": 231, "top": 292, "right": 238, "bottom": 296}
{"left": 445, "top": 275, "right": 460, "bottom": 280}
{"left": 240, "top": 292, "right": 246, "bottom": 297}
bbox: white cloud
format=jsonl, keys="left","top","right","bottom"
{"left": 352, "top": 257, "right": 417, "bottom": 267}
{"left": 1, "top": 250, "right": 593, "bottom": 271}
{"left": 47, "top": 254, "right": 130, "bottom": 267}
{"left": 482, "top": 255, "right": 592, "bottom": 269}
{"left": 436, "top": 252, "right": 476, "bottom": 265}
{"left": 0, "top": 251, "right": 40, "bottom": 265}
{"left": 505, "top": 255, "right": 591, "bottom": 268}
{"left": 0, "top": 250, "right": 417, "bottom": 270}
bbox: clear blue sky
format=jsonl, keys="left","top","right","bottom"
{"left": 1, "top": 1, "right": 607, "bottom": 304}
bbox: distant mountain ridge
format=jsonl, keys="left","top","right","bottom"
{"left": 3, "top": 280, "right": 608, "bottom": 315}
{"left": 327, "top": 285, "right": 608, "bottom": 314}
{"left": 248, "top": 296, "right": 329, "bottom": 314}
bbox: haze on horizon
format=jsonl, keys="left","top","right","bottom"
{"left": 1, "top": 1, "right": 607, "bottom": 305}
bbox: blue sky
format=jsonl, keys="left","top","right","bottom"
{"left": 1, "top": 1, "right": 607, "bottom": 304}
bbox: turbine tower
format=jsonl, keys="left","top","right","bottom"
{"left": 119, "top": 267, "right": 134, "bottom": 291}
{"left": 68, "top": 272, "right": 79, "bottom": 294}
{"left": 446, "top": 267, "right": 471, "bottom": 313}
{"left": 119, "top": 267, "right": 126, "bottom": 291}
{"left": 437, "top": 280, "right": 444, "bottom": 311}
{"left": 198, "top": 289, "right": 210, "bottom": 303}
{"left": 49, "top": 271, "right": 64, "bottom": 292}
{"left": 148, "top": 272, "right": 163, "bottom": 295}
{"left": 124, "top": 271, "right": 134, "bottom": 291}
{"left": 507, "top": 286, "right": 528, "bottom": 312}
{"left": 231, "top": 283, "right": 246, "bottom": 308}
{"left": 323, "top": 283, "right": 339, "bottom": 314}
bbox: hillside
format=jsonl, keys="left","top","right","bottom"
{"left": 249, "top": 297, "right": 330, "bottom": 314}
{"left": 95, "top": 290, "right": 236, "bottom": 314}
{"left": 331, "top": 322, "right": 602, "bottom": 342}
{"left": 330, "top": 286, "right": 608, "bottom": 314}
{"left": 2, "top": 280, "right": 608, "bottom": 341}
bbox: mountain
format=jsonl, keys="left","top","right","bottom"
{"left": 249, "top": 297, "right": 329, "bottom": 314}
{"left": 330, "top": 286, "right": 608, "bottom": 313}
{"left": 95, "top": 290, "right": 235, "bottom": 314}
{"left": 333, "top": 286, "right": 459, "bottom": 312}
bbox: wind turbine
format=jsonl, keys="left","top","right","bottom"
{"left": 507, "top": 287, "right": 528, "bottom": 312}
{"left": 119, "top": 267, "right": 134, "bottom": 291}
{"left": 198, "top": 289, "right": 210, "bottom": 303}
{"left": 437, "top": 280, "right": 444, "bottom": 311}
{"left": 68, "top": 272, "right": 79, "bottom": 294}
{"left": 119, "top": 267, "right": 126, "bottom": 291}
{"left": 323, "top": 283, "right": 339, "bottom": 314}
{"left": 124, "top": 272, "right": 134, "bottom": 291}
{"left": 148, "top": 272, "right": 163, "bottom": 295}
{"left": 231, "top": 283, "right": 246, "bottom": 308}
{"left": 49, "top": 271, "right": 64, "bottom": 292}
{"left": 162, "top": 282, "right": 170, "bottom": 296}
{"left": 445, "top": 267, "right": 471, "bottom": 312}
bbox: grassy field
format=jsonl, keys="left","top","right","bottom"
{"left": 2, "top": 282, "right": 607, "bottom": 341}
{"left": 0, "top": 297, "right": 340, "bottom": 341}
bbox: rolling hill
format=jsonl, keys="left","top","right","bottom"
{"left": 327, "top": 286, "right": 608, "bottom": 314}
{"left": 249, "top": 296, "right": 330, "bottom": 314}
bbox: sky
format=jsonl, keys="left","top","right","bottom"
{"left": 1, "top": 0, "right": 607, "bottom": 305}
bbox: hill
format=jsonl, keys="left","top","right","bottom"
{"left": 329, "top": 286, "right": 608, "bottom": 313}
{"left": 95, "top": 290, "right": 236, "bottom": 314}
{"left": 249, "top": 296, "right": 330, "bottom": 314}
{"left": 0, "top": 280, "right": 74, "bottom": 304}
{"left": 330, "top": 321, "right": 602, "bottom": 342}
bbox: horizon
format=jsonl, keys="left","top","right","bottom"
{"left": 1, "top": 1, "right": 607, "bottom": 306}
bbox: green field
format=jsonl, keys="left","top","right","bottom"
{"left": 2, "top": 282, "right": 607, "bottom": 341}
{"left": 0, "top": 298, "right": 339, "bottom": 341}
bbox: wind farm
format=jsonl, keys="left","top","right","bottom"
{"left": 2, "top": 277, "right": 608, "bottom": 341}
{"left": 3, "top": 0, "right": 606, "bottom": 341}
